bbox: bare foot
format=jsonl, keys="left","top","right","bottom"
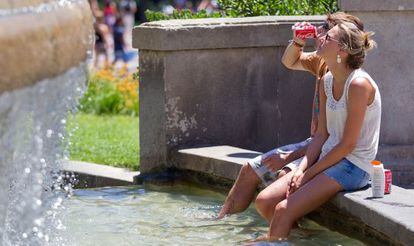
{"left": 217, "top": 198, "right": 234, "bottom": 219}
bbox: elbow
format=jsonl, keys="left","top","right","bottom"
{"left": 314, "top": 132, "right": 329, "bottom": 143}
{"left": 340, "top": 141, "right": 357, "bottom": 155}
{"left": 281, "top": 59, "right": 289, "bottom": 69}
{"left": 281, "top": 58, "right": 293, "bottom": 70}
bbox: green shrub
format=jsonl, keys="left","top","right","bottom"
{"left": 218, "top": 0, "right": 338, "bottom": 17}
{"left": 145, "top": 9, "right": 224, "bottom": 22}
{"left": 78, "top": 67, "right": 139, "bottom": 116}
{"left": 145, "top": 0, "right": 338, "bottom": 22}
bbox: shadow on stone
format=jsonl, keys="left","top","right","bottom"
{"left": 227, "top": 152, "right": 261, "bottom": 159}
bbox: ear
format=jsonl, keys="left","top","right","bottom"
{"left": 338, "top": 48, "right": 348, "bottom": 57}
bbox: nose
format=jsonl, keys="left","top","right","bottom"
{"left": 315, "top": 27, "right": 324, "bottom": 45}
{"left": 316, "top": 26, "right": 326, "bottom": 38}
{"left": 316, "top": 34, "right": 327, "bottom": 49}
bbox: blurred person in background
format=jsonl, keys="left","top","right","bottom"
{"left": 197, "top": 0, "right": 218, "bottom": 13}
{"left": 174, "top": 0, "right": 187, "bottom": 10}
{"left": 93, "top": 11, "right": 111, "bottom": 69}
{"left": 112, "top": 15, "right": 128, "bottom": 68}
{"left": 104, "top": 0, "right": 117, "bottom": 31}
{"left": 120, "top": 0, "right": 137, "bottom": 50}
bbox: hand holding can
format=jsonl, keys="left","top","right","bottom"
{"left": 292, "top": 22, "right": 317, "bottom": 41}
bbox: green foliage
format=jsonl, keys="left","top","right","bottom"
{"left": 217, "top": 0, "right": 339, "bottom": 17}
{"left": 79, "top": 76, "right": 123, "bottom": 115}
{"left": 78, "top": 68, "right": 139, "bottom": 116}
{"left": 145, "top": 9, "right": 224, "bottom": 22}
{"left": 145, "top": 0, "right": 338, "bottom": 22}
{"left": 68, "top": 113, "right": 140, "bottom": 170}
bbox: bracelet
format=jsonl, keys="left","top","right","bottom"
{"left": 289, "top": 39, "right": 304, "bottom": 49}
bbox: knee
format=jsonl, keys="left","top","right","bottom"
{"left": 274, "top": 201, "right": 288, "bottom": 215}
{"left": 273, "top": 200, "right": 292, "bottom": 222}
{"left": 239, "top": 163, "right": 258, "bottom": 180}
{"left": 255, "top": 192, "right": 274, "bottom": 219}
{"left": 240, "top": 163, "right": 251, "bottom": 175}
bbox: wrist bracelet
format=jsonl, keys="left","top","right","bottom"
{"left": 289, "top": 39, "right": 304, "bottom": 49}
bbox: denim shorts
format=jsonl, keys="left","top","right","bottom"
{"left": 323, "top": 158, "right": 370, "bottom": 191}
{"left": 248, "top": 138, "right": 312, "bottom": 187}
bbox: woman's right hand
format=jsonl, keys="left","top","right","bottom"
{"left": 292, "top": 22, "right": 308, "bottom": 45}
{"left": 286, "top": 169, "right": 304, "bottom": 197}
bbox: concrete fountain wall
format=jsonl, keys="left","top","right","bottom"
{"left": 0, "top": 0, "right": 93, "bottom": 244}
{"left": 133, "top": 16, "right": 325, "bottom": 174}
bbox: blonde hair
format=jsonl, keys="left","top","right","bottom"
{"left": 337, "top": 22, "right": 376, "bottom": 69}
{"left": 327, "top": 11, "right": 364, "bottom": 31}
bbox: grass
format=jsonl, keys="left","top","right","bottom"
{"left": 67, "top": 113, "right": 139, "bottom": 171}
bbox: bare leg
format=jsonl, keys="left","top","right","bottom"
{"left": 93, "top": 48, "right": 99, "bottom": 69}
{"left": 217, "top": 163, "right": 261, "bottom": 218}
{"left": 219, "top": 150, "right": 296, "bottom": 219}
{"left": 268, "top": 173, "right": 342, "bottom": 239}
{"left": 255, "top": 171, "right": 295, "bottom": 222}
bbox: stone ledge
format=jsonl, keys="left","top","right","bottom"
{"left": 133, "top": 16, "right": 324, "bottom": 51}
{"left": 173, "top": 145, "right": 414, "bottom": 245}
{"left": 340, "top": 0, "right": 414, "bottom": 12}
{"left": 173, "top": 146, "right": 260, "bottom": 181}
{"left": 0, "top": 0, "right": 93, "bottom": 93}
{"left": 61, "top": 161, "right": 140, "bottom": 188}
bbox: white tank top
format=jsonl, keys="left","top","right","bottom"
{"left": 320, "top": 68, "right": 381, "bottom": 174}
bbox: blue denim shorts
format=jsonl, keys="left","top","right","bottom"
{"left": 323, "top": 158, "right": 370, "bottom": 191}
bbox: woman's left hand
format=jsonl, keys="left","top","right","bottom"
{"left": 286, "top": 169, "right": 305, "bottom": 197}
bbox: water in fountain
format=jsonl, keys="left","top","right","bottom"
{"left": 0, "top": 64, "right": 88, "bottom": 245}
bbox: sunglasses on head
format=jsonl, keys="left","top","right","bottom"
{"left": 316, "top": 21, "right": 332, "bottom": 36}
{"left": 321, "top": 21, "right": 331, "bottom": 31}
{"left": 325, "top": 33, "right": 340, "bottom": 43}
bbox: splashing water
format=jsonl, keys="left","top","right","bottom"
{"left": 0, "top": 63, "right": 88, "bottom": 245}
{"left": 0, "top": 0, "right": 93, "bottom": 244}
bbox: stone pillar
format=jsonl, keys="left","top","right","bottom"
{"left": 340, "top": 0, "right": 414, "bottom": 186}
{"left": 133, "top": 16, "right": 325, "bottom": 173}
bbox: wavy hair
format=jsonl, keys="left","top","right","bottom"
{"left": 337, "top": 22, "right": 376, "bottom": 69}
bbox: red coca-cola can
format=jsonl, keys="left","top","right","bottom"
{"left": 384, "top": 169, "right": 392, "bottom": 194}
{"left": 293, "top": 23, "right": 317, "bottom": 39}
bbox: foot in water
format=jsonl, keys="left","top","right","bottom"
{"left": 216, "top": 198, "right": 235, "bottom": 219}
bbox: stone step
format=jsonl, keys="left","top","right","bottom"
{"left": 61, "top": 161, "right": 140, "bottom": 188}
{"left": 173, "top": 145, "right": 414, "bottom": 245}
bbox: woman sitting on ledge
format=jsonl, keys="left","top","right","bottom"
{"left": 255, "top": 21, "right": 381, "bottom": 241}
